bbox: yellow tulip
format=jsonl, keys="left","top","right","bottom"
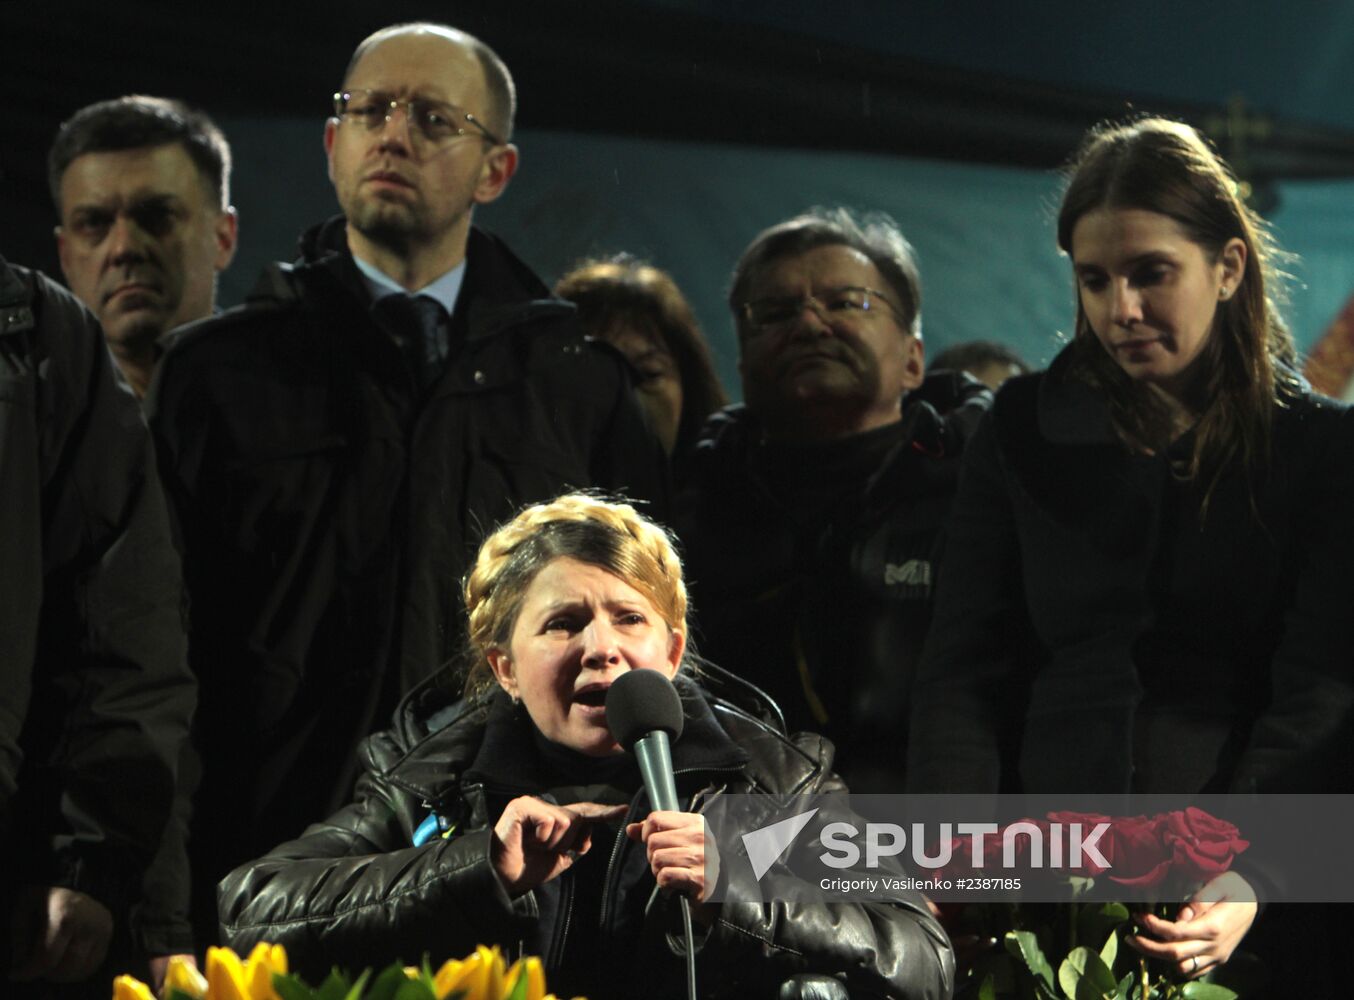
{"left": 435, "top": 952, "right": 484, "bottom": 999}
{"left": 441, "top": 958, "right": 473, "bottom": 995}
{"left": 243, "top": 941, "right": 289, "bottom": 1000}
{"left": 205, "top": 946, "right": 251, "bottom": 1000}
{"left": 111, "top": 974, "right": 156, "bottom": 1000}
{"left": 433, "top": 945, "right": 508, "bottom": 1000}
{"left": 504, "top": 956, "right": 546, "bottom": 1000}
{"left": 483, "top": 944, "right": 507, "bottom": 1000}
{"left": 162, "top": 955, "right": 209, "bottom": 998}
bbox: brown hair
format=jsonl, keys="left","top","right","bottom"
{"left": 556, "top": 255, "right": 728, "bottom": 455}
{"left": 1057, "top": 116, "right": 1300, "bottom": 505}
{"left": 462, "top": 494, "right": 688, "bottom": 697}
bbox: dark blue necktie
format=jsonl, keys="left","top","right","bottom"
{"left": 373, "top": 294, "right": 448, "bottom": 390}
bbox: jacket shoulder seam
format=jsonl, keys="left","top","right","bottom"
{"left": 714, "top": 917, "right": 804, "bottom": 957}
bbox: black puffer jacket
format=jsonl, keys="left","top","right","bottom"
{"left": 219, "top": 676, "right": 954, "bottom": 999}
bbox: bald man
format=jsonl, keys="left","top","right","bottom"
{"left": 148, "top": 21, "right": 665, "bottom": 946}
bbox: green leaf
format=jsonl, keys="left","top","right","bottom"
{"left": 166, "top": 989, "right": 201, "bottom": 1000}
{"left": 364, "top": 963, "right": 414, "bottom": 1000}
{"left": 1116, "top": 972, "right": 1135, "bottom": 1000}
{"left": 274, "top": 972, "right": 320, "bottom": 1000}
{"left": 970, "top": 949, "right": 1017, "bottom": 996}
{"left": 1004, "top": 930, "right": 1054, "bottom": 990}
{"left": 978, "top": 972, "right": 998, "bottom": 1000}
{"left": 342, "top": 968, "right": 372, "bottom": 1000}
{"left": 1057, "top": 948, "right": 1084, "bottom": 999}
{"left": 1099, "top": 927, "right": 1118, "bottom": 970}
{"left": 505, "top": 966, "right": 530, "bottom": 1000}
{"left": 1077, "top": 902, "right": 1130, "bottom": 950}
{"left": 1058, "top": 946, "right": 1119, "bottom": 1000}
{"left": 1178, "top": 984, "right": 1238, "bottom": 1000}
{"left": 314, "top": 970, "right": 354, "bottom": 1000}
{"left": 392, "top": 980, "right": 438, "bottom": 1000}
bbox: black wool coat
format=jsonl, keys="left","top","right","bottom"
{"left": 676, "top": 372, "right": 991, "bottom": 793}
{"left": 907, "top": 347, "right": 1354, "bottom": 795}
{"left": 0, "top": 260, "right": 193, "bottom": 927}
{"left": 147, "top": 221, "right": 668, "bottom": 945}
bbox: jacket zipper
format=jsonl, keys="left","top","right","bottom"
{"left": 596, "top": 801, "right": 636, "bottom": 934}
{"left": 546, "top": 871, "right": 574, "bottom": 971}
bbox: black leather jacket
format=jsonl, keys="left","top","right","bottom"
{"left": 219, "top": 675, "right": 954, "bottom": 999}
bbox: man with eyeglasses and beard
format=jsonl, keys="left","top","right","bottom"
{"left": 148, "top": 21, "right": 665, "bottom": 951}
{"left": 676, "top": 207, "right": 990, "bottom": 797}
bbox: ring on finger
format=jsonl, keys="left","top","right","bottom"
{"left": 1189, "top": 956, "right": 1200, "bottom": 974}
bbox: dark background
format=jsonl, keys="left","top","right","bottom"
{"left": 8, "top": 1, "right": 1354, "bottom": 388}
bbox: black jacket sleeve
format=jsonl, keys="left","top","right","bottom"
{"left": 130, "top": 740, "right": 200, "bottom": 955}
{"left": 907, "top": 409, "right": 1027, "bottom": 794}
{"left": 0, "top": 262, "right": 194, "bottom": 912}
{"left": 696, "top": 766, "right": 955, "bottom": 1000}
{"left": 217, "top": 768, "right": 532, "bottom": 979}
{"left": 1231, "top": 401, "right": 1354, "bottom": 792}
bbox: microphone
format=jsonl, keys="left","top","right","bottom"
{"left": 605, "top": 668, "right": 684, "bottom": 813}
{"left": 606, "top": 669, "right": 699, "bottom": 1000}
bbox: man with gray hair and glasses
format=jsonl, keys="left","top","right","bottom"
{"left": 676, "top": 206, "right": 990, "bottom": 795}
{"left": 148, "top": 21, "right": 664, "bottom": 949}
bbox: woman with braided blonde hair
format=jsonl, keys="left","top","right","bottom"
{"left": 460, "top": 492, "right": 690, "bottom": 721}
{"left": 219, "top": 493, "right": 953, "bottom": 999}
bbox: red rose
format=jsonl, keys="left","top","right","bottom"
{"left": 1158, "top": 807, "right": 1249, "bottom": 885}
{"left": 1040, "top": 811, "right": 1174, "bottom": 882}
{"left": 1101, "top": 813, "right": 1173, "bottom": 888}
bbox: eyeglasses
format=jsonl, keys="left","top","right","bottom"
{"left": 333, "top": 89, "right": 503, "bottom": 147}
{"left": 741, "top": 286, "right": 905, "bottom": 332}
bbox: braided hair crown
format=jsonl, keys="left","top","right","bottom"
{"left": 462, "top": 494, "right": 687, "bottom": 695}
